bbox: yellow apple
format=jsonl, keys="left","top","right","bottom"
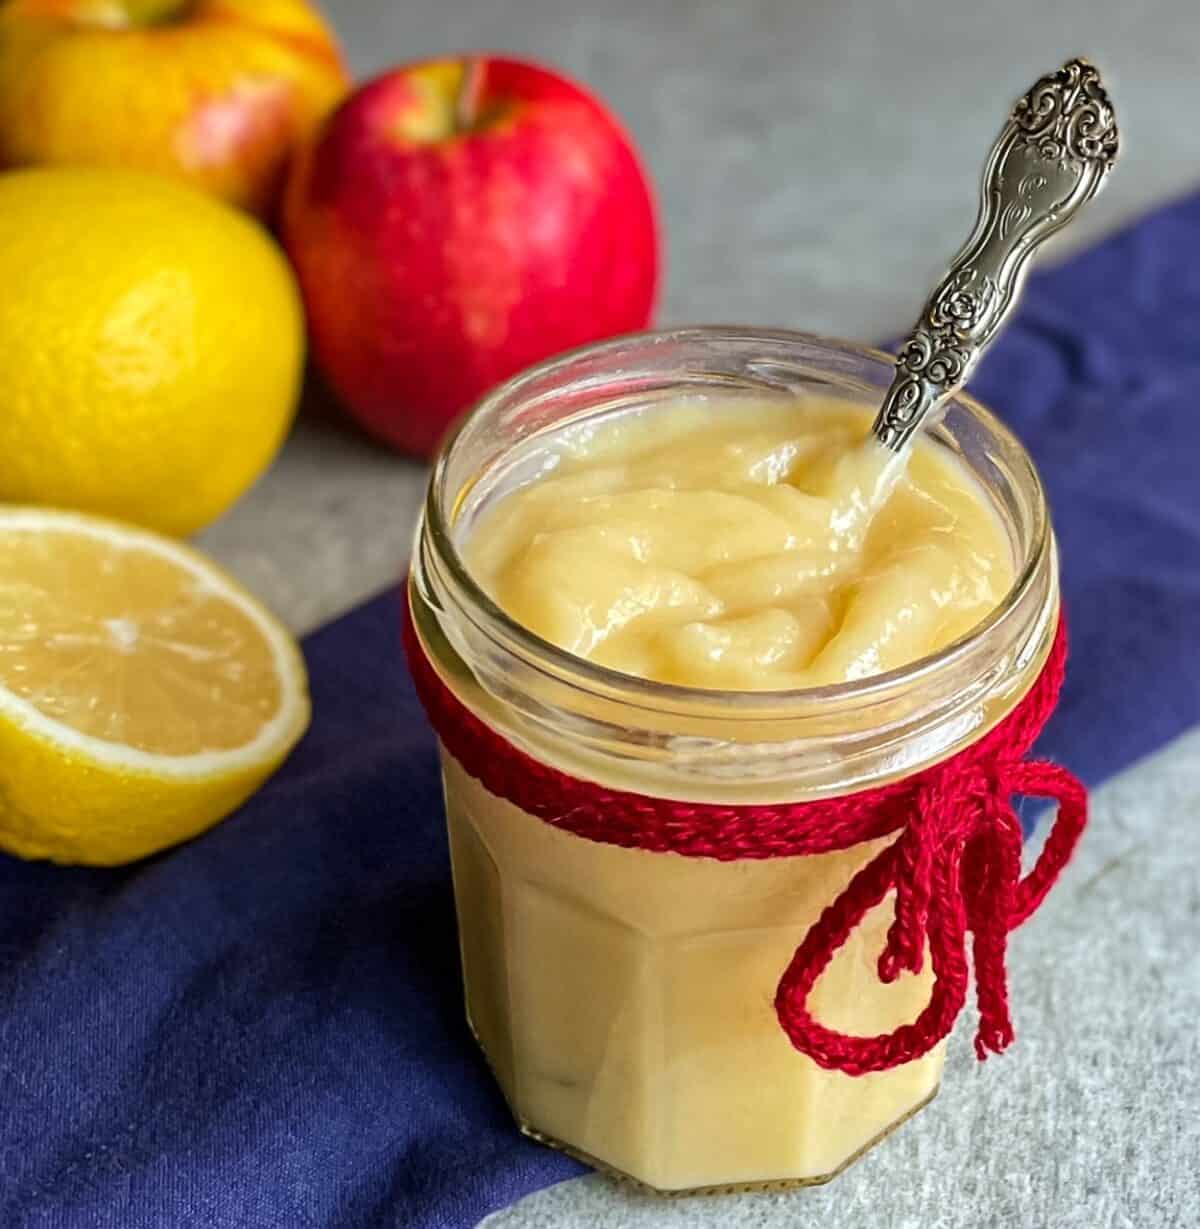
{"left": 0, "top": 0, "right": 349, "bottom": 217}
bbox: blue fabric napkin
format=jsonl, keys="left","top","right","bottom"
{"left": 3, "top": 190, "right": 1200, "bottom": 1229}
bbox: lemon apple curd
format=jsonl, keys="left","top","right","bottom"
{"left": 409, "top": 330, "right": 1058, "bottom": 1191}
{"left": 466, "top": 400, "right": 1012, "bottom": 691}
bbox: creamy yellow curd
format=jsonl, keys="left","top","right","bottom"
{"left": 466, "top": 398, "right": 1012, "bottom": 690}
{"left": 436, "top": 395, "right": 1018, "bottom": 1192}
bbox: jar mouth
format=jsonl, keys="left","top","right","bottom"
{"left": 422, "top": 326, "right": 1051, "bottom": 722}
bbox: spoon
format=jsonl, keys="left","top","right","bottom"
{"left": 871, "top": 57, "right": 1120, "bottom": 456}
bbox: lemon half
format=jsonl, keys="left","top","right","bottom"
{"left": 0, "top": 508, "right": 310, "bottom": 865}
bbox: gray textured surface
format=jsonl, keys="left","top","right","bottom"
{"left": 484, "top": 727, "right": 1200, "bottom": 1229}
{"left": 199, "top": 0, "right": 1200, "bottom": 635}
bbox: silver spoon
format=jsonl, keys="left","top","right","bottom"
{"left": 871, "top": 57, "right": 1120, "bottom": 454}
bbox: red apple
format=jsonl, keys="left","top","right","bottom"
{"left": 281, "top": 55, "right": 660, "bottom": 456}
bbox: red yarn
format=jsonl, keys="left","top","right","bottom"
{"left": 404, "top": 605, "right": 1087, "bottom": 1076}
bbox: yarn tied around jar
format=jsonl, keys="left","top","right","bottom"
{"left": 404, "top": 603, "right": 1086, "bottom": 1076}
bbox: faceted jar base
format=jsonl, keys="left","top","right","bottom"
{"left": 515, "top": 1086, "right": 941, "bottom": 1195}
{"left": 444, "top": 754, "right": 947, "bottom": 1193}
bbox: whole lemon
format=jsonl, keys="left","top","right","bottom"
{"left": 0, "top": 166, "right": 304, "bottom": 536}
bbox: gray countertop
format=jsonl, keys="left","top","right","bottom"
{"left": 197, "top": 3, "right": 1200, "bottom": 1225}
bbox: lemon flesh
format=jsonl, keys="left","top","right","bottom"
{"left": 0, "top": 508, "right": 310, "bottom": 865}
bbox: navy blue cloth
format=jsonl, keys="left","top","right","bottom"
{"left": 3, "top": 191, "right": 1200, "bottom": 1228}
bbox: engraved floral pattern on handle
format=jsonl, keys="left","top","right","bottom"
{"left": 873, "top": 58, "right": 1119, "bottom": 452}
{"left": 1013, "top": 58, "right": 1120, "bottom": 168}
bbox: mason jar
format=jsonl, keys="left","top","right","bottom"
{"left": 407, "top": 328, "right": 1058, "bottom": 1193}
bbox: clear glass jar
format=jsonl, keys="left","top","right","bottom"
{"left": 408, "top": 328, "right": 1058, "bottom": 1193}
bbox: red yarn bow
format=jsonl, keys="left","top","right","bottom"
{"left": 404, "top": 603, "right": 1087, "bottom": 1076}
{"left": 773, "top": 755, "right": 1086, "bottom": 1074}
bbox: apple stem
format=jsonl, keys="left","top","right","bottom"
{"left": 454, "top": 58, "right": 484, "bottom": 133}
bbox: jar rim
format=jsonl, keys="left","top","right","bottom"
{"left": 423, "top": 325, "right": 1051, "bottom": 721}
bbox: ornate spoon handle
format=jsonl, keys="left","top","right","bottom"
{"left": 872, "top": 58, "right": 1120, "bottom": 452}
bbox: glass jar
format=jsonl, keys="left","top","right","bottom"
{"left": 408, "top": 328, "right": 1058, "bottom": 1193}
